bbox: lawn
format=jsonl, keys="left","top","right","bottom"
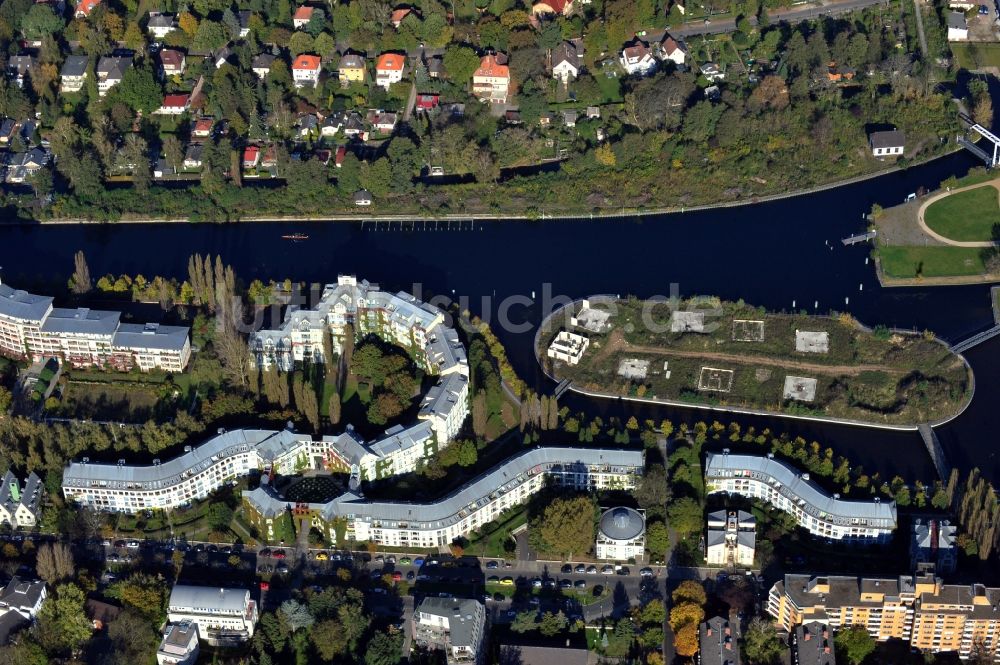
{"left": 951, "top": 42, "right": 1000, "bottom": 70}
{"left": 879, "top": 245, "right": 988, "bottom": 278}
{"left": 924, "top": 185, "right": 1000, "bottom": 242}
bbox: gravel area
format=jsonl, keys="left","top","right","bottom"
{"left": 872, "top": 198, "right": 946, "bottom": 246}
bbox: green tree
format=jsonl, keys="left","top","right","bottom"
{"left": 537, "top": 495, "right": 595, "bottom": 558}
{"left": 666, "top": 497, "right": 703, "bottom": 538}
{"left": 443, "top": 45, "right": 480, "bottom": 82}
{"left": 743, "top": 617, "right": 784, "bottom": 665}
{"left": 835, "top": 625, "right": 876, "bottom": 665}
{"left": 364, "top": 630, "right": 403, "bottom": 665}
{"left": 116, "top": 66, "right": 162, "bottom": 113}
{"left": 35, "top": 583, "right": 92, "bottom": 655}
{"left": 511, "top": 609, "right": 538, "bottom": 633}
{"left": 207, "top": 503, "right": 234, "bottom": 531}
{"left": 645, "top": 520, "right": 669, "bottom": 558}
{"left": 538, "top": 610, "right": 568, "bottom": 636}
{"left": 192, "top": 20, "right": 228, "bottom": 51}
{"left": 634, "top": 464, "right": 670, "bottom": 517}
{"left": 21, "top": 4, "right": 62, "bottom": 41}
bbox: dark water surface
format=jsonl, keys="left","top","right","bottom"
{"left": 2, "top": 150, "right": 998, "bottom": 484}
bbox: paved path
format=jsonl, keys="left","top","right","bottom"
{"left": 670, "top": 0, "right": 891, "bottom": 38}
{"left": 916, "top": 177, "right": 1000, "bottom": 247}
{"left": 912, "top": 0, "right": 929, "bottom": 57}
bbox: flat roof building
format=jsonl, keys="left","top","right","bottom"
{"left": 547, "top": 330, "right": 589, "bottom": 365}
{"left": 413, "top": 597, "right": 487, "bottom": 664}
{"left": 157, "top": 621, "right": 200, "bottom": 665}
{"left": 167, "top": 586, "right": 257, "bottom": 646}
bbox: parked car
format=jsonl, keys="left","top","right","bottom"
{"left": 392, "top": 571, "right": 402, "bottom": 582}
{"left": 413, "top": 557, "right": 425, "bottom": 567}
{"left": 575, "top": 580, "right": 587, "bottom": 589}
{"left": 260, "top": 581, "right": 270, "bottom": 591}
{"left": 486, "top": 560, "right": 499, "bottom": 569}
{"left": 500, "top": 577, "right": 514, "bottom": 586}
{"left": 561, "top": 564, "right": 572, "bottom": 574}
{"left": 273, "top": 550, "right": 286, "bottom": 559}
{"left": 399, "top": 557, "right": 412, "bottom": 565}
{"left": 575, "top": 564, "right": 586, "bottom": 574}
{"left": 601, "top": 565, "right": 614, "bottom": 574}
{"left": 639, "top": 567, "right": 654, "bottom": 577}
{"left": 315, "top": 551, "right": 329, "bottom": 560}
{"left": 531, "top": 578, "right": 543, "bottom": 588}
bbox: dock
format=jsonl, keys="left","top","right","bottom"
{"left": 841, "top": 230, "right": 877, "bottom": 246}
{"left": 918, "top": 423, "right": 952, "bottom": 481}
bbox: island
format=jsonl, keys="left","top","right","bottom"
{"left": 537, "top": 297, "right": 973, "bottom": 428}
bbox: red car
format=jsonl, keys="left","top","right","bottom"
{"left": 273, "top": 550, "right": 286, "bottom": 559}
{"left": 392, "top": 571, "right": 402, "bottom": 582}
{"left": 259, "top": 581, "right": 270, "bottom": 591}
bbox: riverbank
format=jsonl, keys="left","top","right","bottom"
{"left": 20, "top": 147, "right": 964, "bottom": 226}
{"left": 536, "top": 298, "right": 975, "bottom": 429}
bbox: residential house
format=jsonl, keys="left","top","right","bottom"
{"left": 7, "top": 55, "right": 36, "bottom": 88}
{"left": 700, "top": 62, "right": 724, "bottom": 81}
{"left": 354, "top": 190, "right": 372, "bottom": 206}
{"left": 375, "top": 53, "right": 406, "bottom": 89}
{"left": 260, "top": 145, "right": 278, "bottom": 168}
{"left": 147, "top": 12, "right": 177, "bottom": 39}
{"left": 167, "top": 586, "right": 257, "bottom": 645}
{"left": 191, "top": 117, "right": 214, "bottom": 138}
{"left": 700, "top": 616, "right": 740, "bottom": 665}
{"left": 658, "top": 34, "right": 687, "bottom": 65}
{"left": 794, "top": 623, "right": 835, "bottom": 665}
{"left": 251, "top": 53, "right": 276, "bottom": 79}
{"left": 367, "top": 110, "right": 397, "bottom": 133}
{"left": 242, "top": 146, "right": 260, "bottom": 170}
{"left": 96, "top": 55, "right": 131, "bottom": 96}
{"left": 0, "top": 119, "right": 15, "bottom": 146}
{"left": 159, "top": 49, "right": 186, "bottom": 78}
{"left": 705, "top": 510, "right": 756, "bottom": 567}
{"left": 0, "top": 578, "right": 47, "bottom": 619}
{"left": 552, "top": 39, "right": 583, "bottom": 82}
{"left": 586, "top": 106, "right": 600, "bottom": 118}
{"left": 213, "top": 46, "right": 232, "bottom": 69}
{"left": 339, "top": 53, "right": 366, "bottom": 84}
{"left": 507, "top": 109, "right": 524, "bottom": 124}
{"left": 5, "top": 148, "right": 49, "bottom": 183}
{"left": 321, "top": 113, "right": 343, "bottom": 137}
{"left": 415, "top": 93, "right": 440, "bottom": 112}
{"left": 391, "top": 7, "right": 415, "bottom": 26}
{"left": 826, "top": 63, "right": 855, "bottom": 82}
{"left": 291, "top": 54, "right": 321, "bottom": 88}
{"left": 236, "top": 10, "right": 251, "bottom": 36}
{"left": 0, "top": 610, "right": 28, "bottom": 645}
{"left": 342, "top": 112, "right": 366, "bottom": 139}
{"left": 561, "top": 109, "right": 577, "bottom": 127}
{"left": 74, "top": 0, "right": 100, "bottom": 18}
{"left": 950, "top": 0, "right": 976, "bottom": 8}
{"left": 183, "top": 144, "right": 204, "bottom": 170}
{"left": 472, "top": 53, "right": 510, "bottom": 104}
{"left": 948, "top": 11, "right": 968, "bottom": 40}
{"left": 157, "top": 93, "right": 189, "bottom": 115}
{"left": 0, "top": 472, "right": 43, "bottom": 528}
{"left": 619, "top": 39, "right": 657, "bottom": 76}
{"left": 60, "top": 55, "right": 88, "bottom": 94}
{"left": 153, "top": 158, "right": 175, "bottom": 178}
{"left": 292, "top": 5, "right": 314, "bottom": 29}
{"left": 413, "top": 598, "right": 487, "bottom": 665}
{"left": 911, "top": 518, "right": 958, "bottom": 574}
{"left": 334, "top": 145, "right": 346, "bottom": 167}
{"left": 157, "top": 621, "right": 199, "bottom": 665}
{"left": 427, "top": 55, "right": 443, "bottom": 78}
{"left": 532, "top": 0, "right": 574, "bottom": 15}
{"left": 296, "top": 114, "right": 319, "bottom": 138}
{"left": 870, "top": 129, "right": 905, "bottom": 157}
{"left": 18, "top": 120, "right": 35, "bottom": 145}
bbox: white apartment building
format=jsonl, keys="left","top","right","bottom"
{"left": 419, "top": 373, "right": 470, "bottom": 443}
{"left": 547, "top": 330, "right": 589, "bottom": 365}
{"left": 243, "top": 447, "right": 645, "bottom": 549}
{"left": 324, "top": 422, "right": 436, "bottom": 480}
{"left": 414, "top": 597, "right": 487, "bottom": 665}
{"left": 157, "top": 621, "right": 200, "bottom": 665}
{"left": 705, "top": 452, "right": 897, "bottom": 542}
{"left": 167, "top": 586, "right": 257, "bottom": 646}
{"left": 0, "top": 282, "right": 190, "bottom": 372}
{"left": 705, "top": 509, "right": 755, "bottom": 567}
{"left": 0, "top": 472, "right": 43, "bottom": 528}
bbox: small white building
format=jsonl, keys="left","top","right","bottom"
{"left": 595, "top": 507, "right": 646, "bottom": 561}
{"left": 705, "top": 509, "right": 756, "bottom": 567}
{"left": 619, "top": 39, "right": 657, "bottom": 77}
{"left": 547, "top": 330, "right": 589, "bottom": 365}
{"left": 869, "top": 130, "right": 905, "bottom": 158}
{"left": 947, "top": 10, "right": 968, "bottom": 41}
{"left": 157, "top": 621, "right": 200, "bottom": 665}
{"left": 552, "top": 39, "right": 583, "bottom": 83}
{"left": 147, "top": 12, "right": 177, "bottom": 39}
{"left": 658, "top": 35, "right": 687, "bottom": 66}
{"left": 0, "top": 577, "right": 47, "bottom": 620}
{"left": 413, "top": 597, "right": 487, "bottom": 665}
{"left": 167, "top": 586, "right": 258, "bottom": 646}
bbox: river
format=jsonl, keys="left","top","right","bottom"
{"left": 1, "top": 150, "right": 997, "bottom": 485}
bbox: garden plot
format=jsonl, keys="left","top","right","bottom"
{"left": 698, "top": 367, "right": 734, "bottom": 392}
{"left": 617, "top": 358, "right": 650, "bottom": 380}
{"left": 783, "top": 376, "right": 818, "bottom": 402}
{"left": 795, "top": 330, "right": 829, "bottom": 353}
{"left": 732, "top": 319, "right": 765, "bottom": 342}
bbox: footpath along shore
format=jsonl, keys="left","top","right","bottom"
{"left": 14, "top": 148, "right": 962, "bottom": 225}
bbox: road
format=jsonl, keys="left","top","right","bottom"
{"left": 669, "top": 0, "right": 892, "bottom": 38}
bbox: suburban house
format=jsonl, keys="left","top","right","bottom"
{"left": 658, "top": 34, "right": 687, "bottom": 65}
{"left": 0, "top": 119, "right": 19, "bottom": 146}
{"left": 619, "top": 39, "right": 657, "bottom": 76}
{"left": 5, "top": 148, "right": 50, "bottom": 183}
{"left": 146, "top": 12, "right": 177, "bottom": 39}
{"left": 59, "top": 55, "right": 88, "bottom": 94}
{"left": 157, "top": 93, "right": 190, "bottom": 115}
{"left": 291, "top": 54, "right": 322, "bottom": 88}
{"left": 415, "top": 93, "right": 440, "bottom": 112}
{"left": 296, "top": 114, "right": 318, "bottom": 138}
{"left": 950, "top": 0, "right": 977, "bottom": 8}
{"left": 74, "top": 0, "right": 100, "bottom": 18}
{"left": 700, "top": 62, "right": 724, "bottom": 81}
{"left": 159, "top": 49, "right": 186, "bottom": 78}
{"left": 375, "top": 53, "right": 406, "bottom": 89}
{"left": 213, "top": 46, "right": 232, "bottom": 69}
{"left": 96, "top": 55, "right": 131, "bottom": 96}
{"left": 947, "top": 11, "right": 968, "bottom": 40}
{"left": 242, "top": 146, "right": 261, "bottom": 169}
{"left": 532, "top": 0, "right": 574, "bottom": 15}
{"left": 335, "top": 145, "right": 346, "bottom": 167}
{"left": 321, "top": 113, "right": 343, "bottom": 136}
{"left": 552, "top": 39, "right": 583, "bottom": 82}
{"left": 260, "top": 146, "right": 278, "bottom": 168}
{"left": 183, "top": 144, "right": 204, "bottom": 170}
{"left": 826, "top": 63, "right": 855, "bottom": 82}
{"left": 354, "top": 190, "right": 372, "bottom": 206}
{"left": 0, "top": 472, "right": 43, "bottom": 528}
{"left": 7, "top": 55, "right": 36, "bottom": 88}
{"left": 156, "top": 621, "right": 199, "bottom": 665}
{"left": 191, "top": 117, "right": 213, "bottom": 138}
{"left": 0, "top": 578, "right": 47, "bottom": 620}
{"left": 870, "top": 129, "right": 905, "bottom": 157}
{"left": 391, "top": 7, "right": 415, "bottom": 26}
{"left": 472, "top": 53, "right": 511, "bottom": 104}
{"left": 292, "top": 5, "right": 314, "bottom": 29}
{"left": 562, "top": 109, "right": 577, "bottom": 127}
{"left": 339, "top": 53, "right": 366, "bottom": 84}
{"left": 700, "top": 617, "right": 741, "bottom": 665}
{"left": 367, "top": 110, "right": 398, "bottom": 133}
{"left": 251, "top": 53, "right": 276, "bottom": 79}
{"left": 238, "top": 10, "right": 251, "bottom": 37}
{"left": 412, "top": 598, "right": 487, "bottom": 665}
{"left": 343, "top": 112, "right": 366, "bottom": 138}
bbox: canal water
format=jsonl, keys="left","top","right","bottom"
{"left": 1, "top": 150, "right": 996, "bottom": 484}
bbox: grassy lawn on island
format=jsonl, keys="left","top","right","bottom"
{"left": 951, "top": 42, "right": 1000, "bottom": 70}
{"left": 880, "top": 245, "right": 988, "bottom": 278}
{"left": 924, "top": 185, "right": 1000, "bottom": 242}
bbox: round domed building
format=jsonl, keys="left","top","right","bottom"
{"left": 595, "top": 506, "right": 646, "bottom": 561}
